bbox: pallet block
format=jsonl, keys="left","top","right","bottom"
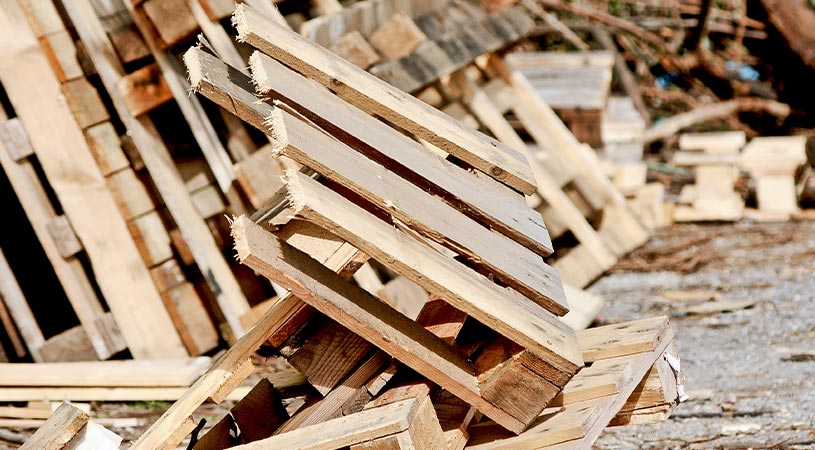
{"left": 741, "top": 136, "right": 806, "bottom": 220}
{"left": 673, "top": 131, "right": 745, "bottom": 222}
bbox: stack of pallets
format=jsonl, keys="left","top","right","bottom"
{"left": 0, "top": 0, "right": 685, "bottom": 447}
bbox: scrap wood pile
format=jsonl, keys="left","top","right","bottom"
{"left": 0, "top": 0, "right": 694, "bottom": 447}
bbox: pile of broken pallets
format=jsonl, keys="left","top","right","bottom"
{"left": 0, "top": 0, "right": 687, "bottom": 448}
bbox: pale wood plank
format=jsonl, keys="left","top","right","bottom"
{"left": 233, "top": 4, "right": 536, "bottom": 194}
{"left": 0, "top": 357, "right": 210, "bottom": 387}
{"left": 330, "top": 31, "right": 381, "bottom": 69}
{"left": 0, "top": 246, "right": 44, "bottom": 361}
{"left": 18, "top": 403, "right": 88, "bottom": 450}
{"left": 369, "top": 12, "right": 426, "bottom": 60}
{"left": 229, "top": 398, "right": 419, "bottom": 450}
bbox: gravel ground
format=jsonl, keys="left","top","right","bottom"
{"left": 592, "top": 220, "right": 815, "bottom": 449}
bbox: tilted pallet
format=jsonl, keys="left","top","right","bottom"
{"left": 297, "top": 0, "right": 649, "bottom": 290}
{"left": 152, "top": 6, "right": 677, "bottom": 450}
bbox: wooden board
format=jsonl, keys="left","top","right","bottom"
{"left": 160, "top": 283, "right": 219, "bottom": 355}
{"left": 330, "top": 31, "right": 381, "bottom": 69}
{"left": 233, "top": 4, "right": 537, "bottom": 195}
{"left": 60, "top": 77, "right": 110, "bottom": 130}
{"left": 0, "top": 357, "right": 211, "bottom": 387}
{"left": 0, "top": 246, "right": 45, "bottom": 361}
{"left": 227, "top": 398, "right": 422, "bottom": 450}
{"left": 18, "top": 403, "right": 88, "bottom": 450}
{"left": 0, "top": 2, "right": 187, "bottom": 359}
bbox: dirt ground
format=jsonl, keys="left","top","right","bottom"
{"left": 592, "top": 220, "right": 815, "bottom": 449}
{"left": 1, "top": 220, "right": 813, "bottom": 449}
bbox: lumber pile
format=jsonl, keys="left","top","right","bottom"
{"left": 0, "top": 0, "right": 692, "bottom": 446}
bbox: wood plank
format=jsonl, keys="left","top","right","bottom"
{"left": 353, "top": 395, "right": 445, "bottom": 449}
{"left": 230, "top": 379, "right": 289, "bottom": 441}
{"left": 260, "top": 105, "right": 565, "bottom": 315}
{"left": 107, "top": 168, "right": 154, "bottom": 220}
{"left": 198, "top": 0, "right": 234, "bottom": 20}
{"left": 0, "top": 287, "right": 27, "bottom": 359}
{"left": 107, "top": 24, "right": 150, "bottom": 63}
{"left": 115, "top": 63, "right": 173, "bottom": 116}
{"left": 0, "top": 357, "right": 210, "bottom": 387}
{"left": 60, "top": 0, "right": 251, "bottom": 339}
{"left": 228, "top": 398, "right": 421, "bottom": 450}
{"left": 268, "top": 173, "right": 581, "bottom": 372}
{"left": 234, "top": 146, "right": 286, "bottom": 210}
{"left": 0, "top": 6, "right": 186, "bottom": 359}
{"left": 0, "top": 118, "right": 35, "bottom": 161}
{"left": 38, "top": 325, "right": 99, "bottom": 362}
{"left": 18, "top": 403, "right": 88, "bottom": 450}
{"left": 234, "top": 217, "right": 547, "bottom": 433}
{"left": 39, "top": 29, "right": 83, "bottom": 83}
{"left": 235, "top": 50, "right": 552, "bottom": 257}
{"left": 128, "top": 211, "right": 174, "bottom": 266}
{"left": 0, "top": 246, "right": 44, "bottom": 361}
{"left": 289, "top": 320, "right": 374, "bottom": 396}
{"left": 233, "top": 4, "right": 536, "bottom": 194}
{"left": 379, "top": 276, "right": 428, "bottom": 321}
{"left": 578, "top": 316, "right": 673, "bottom": 363}
{"left": 0, "top": 385, "right": 260, "bottom": 402}
{"left": 128, "top": 218, "right": 371, "bottom": 450}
